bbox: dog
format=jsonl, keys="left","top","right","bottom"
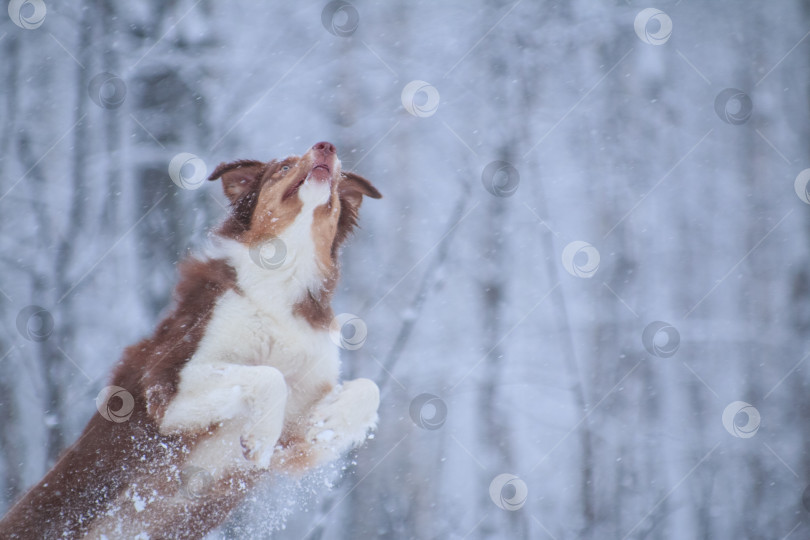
{"left": 0, "top": 141, "right": 382, "bottom": 538}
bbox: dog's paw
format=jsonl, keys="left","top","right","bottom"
{"left": 240, "top": 432, "right": 275, "bottom": 469}
{"left": 306, "top": 378, "right": 380, "bottom": 456}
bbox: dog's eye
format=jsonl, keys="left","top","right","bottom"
{"left": 281, "top": 166, "right": 290, "bottom": 172}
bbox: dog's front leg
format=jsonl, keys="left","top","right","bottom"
{"left": 157, "top": 363, "right": 288, "bottom": 468}
{"left": 304, "top": 378, "right": 380, "bottom": 465}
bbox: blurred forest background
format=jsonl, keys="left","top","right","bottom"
{"left": 2, "top": 0, "right": 810, "bottom": 538}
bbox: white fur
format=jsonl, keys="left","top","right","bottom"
{"left": 306, "top": 378, "right": 380, "bottom": 462}
{"left": 159, "top": 183, "right": 378, "bottom": 473}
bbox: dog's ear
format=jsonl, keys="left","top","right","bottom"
{"left": 208, "top": 160, "right": 266, "bottom": 204}
{"left": 339, "top": 171, "right": 382, "bottom": 210}
{"left": 334, "top": 172, "right": 381, "bottom": 253}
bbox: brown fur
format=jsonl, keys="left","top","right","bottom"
{"left": 210, "top": 159, "right": 271, "bottom": 238}
{"left": 272, "top": 382, "right": 335, "bottom": 472}
{"left": 0, "top": 258, "right": 237, "bottom": 539}
{"left": 208, "top": 153, "right": 381, "bottom": 329}
{"left": 334, "top": 172, "right": 382, "bottom": 258}
{"left": 0, "top": 144, "right": 381, "bottom": 539}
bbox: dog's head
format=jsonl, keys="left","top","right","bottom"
{"left": 208, "top": 141, "right": 381, "bottom": 275}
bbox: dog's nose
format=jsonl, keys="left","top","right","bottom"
{"left": 313, "top": 141, "right": 336, "bottom": 155}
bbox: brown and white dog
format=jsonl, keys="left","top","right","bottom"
{"left": 0, "top": 141, "right": 382, "bottom": 538}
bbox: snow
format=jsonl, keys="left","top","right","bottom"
{"left": 1, "top": 0, "right": 809, "bottom": 539}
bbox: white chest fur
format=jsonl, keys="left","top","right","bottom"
{"left": 182, "top": 288, "right": 338, "bottom": 421}
{"left": 84, "top": 165, "right": 380, "bottom": 537}
{"left": 160, "top": 189, "right": 339, "bottom": 437}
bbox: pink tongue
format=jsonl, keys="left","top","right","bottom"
{"left": 310, "top": 166, "right": 330, "bottom": 182}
